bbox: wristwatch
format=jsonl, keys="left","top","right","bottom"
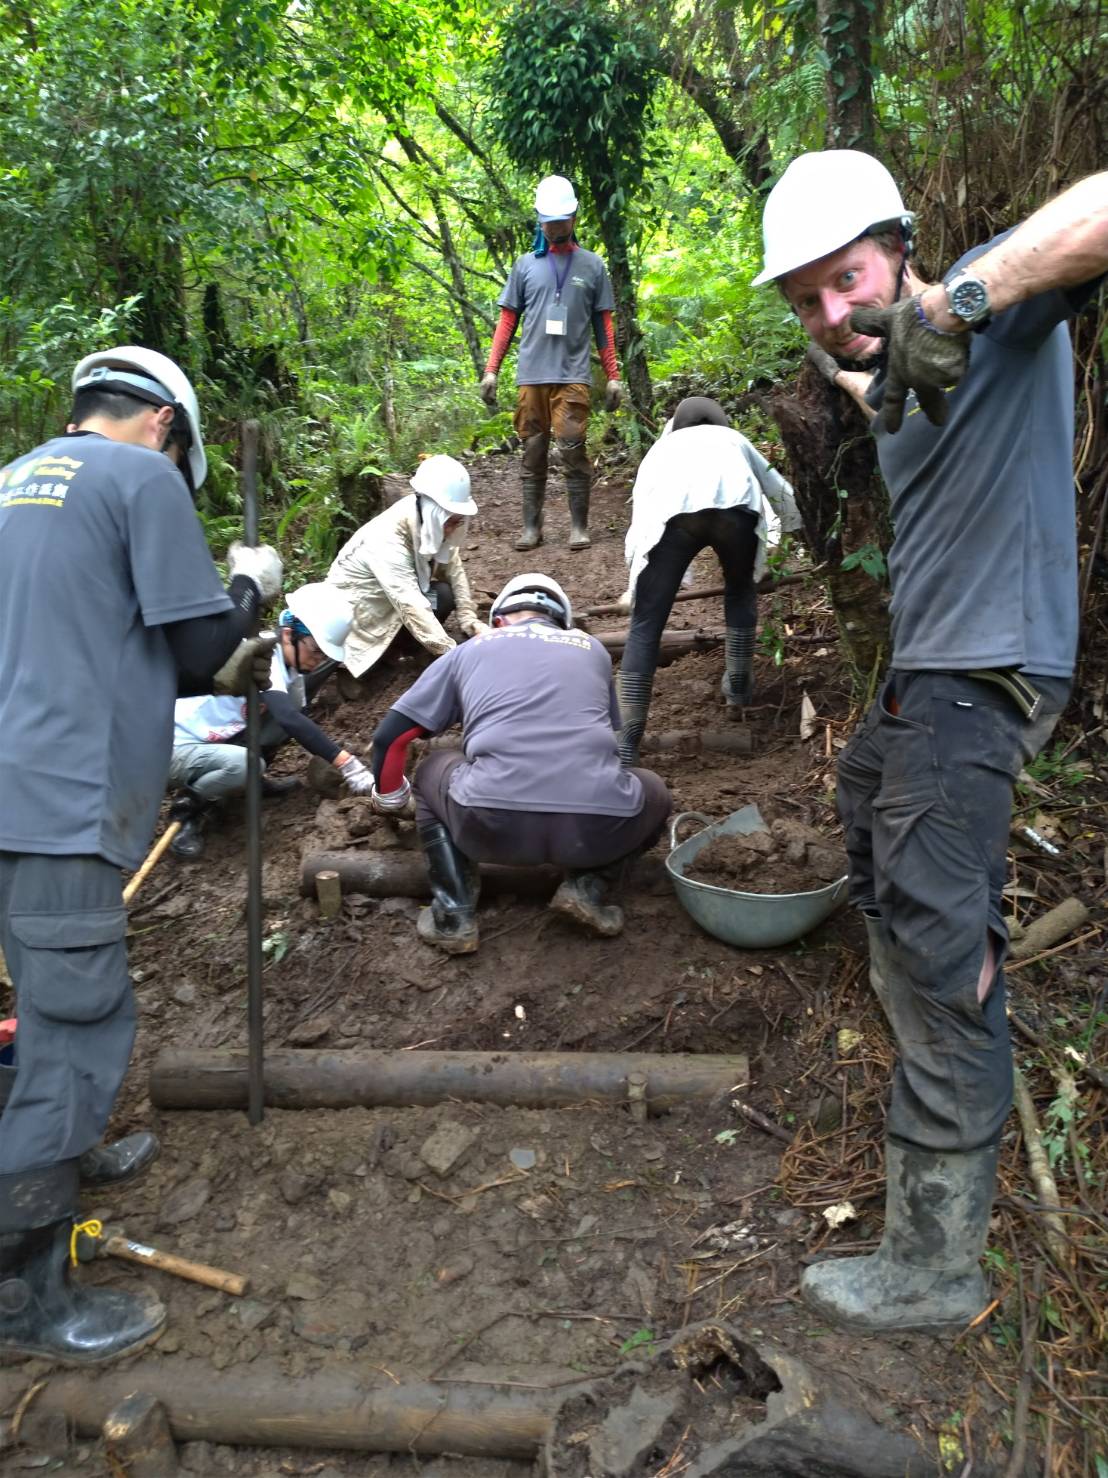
{"left": 945, "top": 271, "right": 991, "bottom": 327}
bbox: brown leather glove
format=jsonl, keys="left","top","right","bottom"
{"left": 850, "top": 296, "right": 969, "bottom": 433}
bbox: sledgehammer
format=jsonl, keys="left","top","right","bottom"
{"left": 73, "top": 1221, "right": 249, "bottom": 1297}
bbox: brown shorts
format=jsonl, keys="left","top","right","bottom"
{"left": 513, "top": 383, "right": 591, "bottom": 443}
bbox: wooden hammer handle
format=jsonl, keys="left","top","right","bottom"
{"left": 103, "top": 1235, "right": 249, "bottom": 1296}
{"left": 122, "top": 822, "right": 182, "bottom": 905}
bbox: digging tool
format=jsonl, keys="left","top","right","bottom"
{"left": 72, "top": 1220, "right": 249, "bottom": 1296}
{"left": 241, "top": 419, "right": 265, "bottom": 1127}
{"left": 122, "top": 822, "right": 183, "bottom": 906}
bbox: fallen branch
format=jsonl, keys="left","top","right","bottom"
{"left": 580, "top": 570, "right": 815, "bottom": 619}
{"left": 1008, "top": 897, "right": 1089, "bottom": 962}
{"left": 1012, "top": 1066, "right": 1071, "bottom": 1268}
{"left": 732, "top": 1099, "right": 794, "bottom": 1144}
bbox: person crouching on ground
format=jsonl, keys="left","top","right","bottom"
{"left": 367, "top": 573, "right": 672, "bottom": 954}
{"left": 169, "top": 582, "right": 375, "bottom": 858}
{"left": 616, "top": 396, "right": 802, "bottom": 765}
{"left": 325, "top": 454, "right": 488, "bottom": 688}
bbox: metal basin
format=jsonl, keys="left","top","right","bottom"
{"left": 666, "top": 805, "right": 848, "bottom": 949}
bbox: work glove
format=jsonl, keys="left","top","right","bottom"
{"left": 849, "top": 297, "right": 969, "bottom": 433}
{"left": 466, "top": 620, "right": 492, "bottom": 638}
{"left": 335, "top": 753, "right": 375, "bottom": 796}
{"left": 212, "top": 633, "right": 277, "bottom": 696}
{"left": 604, "top": 379, "right": 623, "bottom": 413}
{"left": 227, "top": 542, "right": 284, "bottom": 606}
{"left": 479, "top": 372, "right": 499, "bottom": 409}
{"left": 370, "top": 777, "right": 415, "bottom": 817}
{"left": 615, "top": 588, "right": 633, "bottom": 617}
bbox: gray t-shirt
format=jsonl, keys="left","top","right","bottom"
{"left": 868, "top": 232, "right": 1093, "bottom": 677}
{"left": 0, "top": 432, "right": 232, "bottom": 868}
{"left": 396, "top": 618, "right": 642, "bottom": 816}
{"left": 498, "top": 247, "right": 615, "bottom": 386}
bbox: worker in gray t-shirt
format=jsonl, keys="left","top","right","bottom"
{"left": 0, "top": 346, "right": 281, "bottom": 1365}
{"left": 479, "top": 175, "right": 622, "bottom": 552}
{"left": 756, "top": 149, "right": 1108, "bottom": 1336}
{"left": 367, "top": 573, "right": 671, "bottom": 954}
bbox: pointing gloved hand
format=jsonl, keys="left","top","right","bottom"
{"left": 227, "top": 542, "right": 284, "bottom": 606}
{"left": 849, "top": 296, "right": 969, "bottom": 433}
{"left": 212, "top": 633, "right": 277, "bottom": 695}
{"left": 370, "top": 777, "right": 415, "bottom": 817}
{"left": 604, "top": 379, "right": 623, "bottom": 413}
{"left": 479, "top": 372, "right": 499, "bottom": 409}
{"left": 334, "top": 753, "right": 375, "bottom": 796}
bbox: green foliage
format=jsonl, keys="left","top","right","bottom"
{"left": 617, "top": 1327, "right": 656, "bottom": 1356}
{"left": 839, "top": 542, "right": 888, "bottom": 580}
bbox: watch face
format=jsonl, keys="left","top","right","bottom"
{"left": 949, "top": 276, "right": 989, "bottom": 321}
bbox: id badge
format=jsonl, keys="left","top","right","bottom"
{"left": 545, "top": 303, "right": 568, "bottom": 336}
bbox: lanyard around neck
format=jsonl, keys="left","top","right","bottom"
{"left": 547, "top": 250, "right": 573, "bottom": 299}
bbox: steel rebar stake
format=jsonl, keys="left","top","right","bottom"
{"left": 242, "top": 419, "right": 265, "bottom": 1125}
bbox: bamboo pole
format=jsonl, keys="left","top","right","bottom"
{"left": 149, "top": 1048, "right": 749, "bottom": 1114}
{"left": 122, "top": 824, "right": 182, "bottom": 906}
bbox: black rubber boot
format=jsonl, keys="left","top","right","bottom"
{"left": 416, "top": 821, "right": 480, "bottom": 955}
{"left": 549, "top": 864, "right": 624, "bottom": 937}
{"left": 566, "top": 474, "right": 591, "bottom": 550}
{"left": 78, "top": 1132, "right": 159, "bottom": 1190}
{"left": 863, "top": 911, "right": 893, "bottom": 1024}
{"left": 801, "top": 1141, "right": 998, "bottom": 1332}
{"left": 169, "top": 788, "right": 211, "bottom": 861}
{"left": 721, "top": 625, "right": 756, "bottom": 709}
{"left": 616, "top": 669, "right": 654, "bottom": 768}
{"left": 0, "top": 1165, "right": 165, "bottom": 1365}
{"left": 514, "top": 476, "right": 545, "bottom": 551}
{"left": 261, "top": 773, "right": 301, "bottom": 798}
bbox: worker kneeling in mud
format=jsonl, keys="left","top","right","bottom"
{"left": 617, "top": 396, "right": 802, "bottom": 765}
{"left": 368, "top": 573, "right": 672, "bottom": 954}
{"left": 169, "top": 582, "right": 375, "bottom": 858}
{"left": 326, "top": 454, "right": 488, "bottom": 688}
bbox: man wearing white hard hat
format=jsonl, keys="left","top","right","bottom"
{"left": 367, "top": 573, "right": 670, "bottom": 954}
{"left": 168, "top": 582, "right": 376, "bottom": 858}
{"left": 479, "top": 175, "right": 622, "bottom": 551}
{"left": 326, "top": 454, "right": 488, "bottom": 683}
{"left": 0, "top": 346, "right": 283, "bottom": 1364}
{"left": 756, "top": 150, "right": 1108, "bottom": 1334}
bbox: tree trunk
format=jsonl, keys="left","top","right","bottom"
{"left": 817, "top": 0, "right": 876, "bottom": 152}
{"left": 583, "top": 166, "right": 653, "bottom": 428}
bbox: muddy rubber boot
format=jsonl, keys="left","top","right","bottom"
{"left": 549, "top": 865, "right": 624, "bottom": 937}
{"left": 721, "top": 625, "right": 756, "bottom": 709}
{"left": 0, "top": 1167, "right": 166, "bottom": 1365}
{"left": 415, "top": 821, "right": 480, "bottom": 955}
{"left": 514, "top": 476, "right": 545, "bottom": 551}
{"left": 616, "top": 669, "right": 654, "bottom": 768}
{"left": 801, "top": 1141, "right": 998, "bottom": 1333}
{"left": 169, "top": 788, "right": 211, "bottom": 861}
{"left": 260, "top": 773, "right": 301, "bottom": 798}
{"left": 863, "top": 911, "right": 893, "bottom": 1024}
{"left": 566, "top": 474, "right": 591, "bottom": 550}
{"left": 78, "top": 1132, "right": 159, "bottom": 1191}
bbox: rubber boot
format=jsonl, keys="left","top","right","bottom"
{"left": 566, "top": 473, "right": 591, "bottom": 550}
{"left": 416, "top": 821, "right": 480, "bottom": 955}
{"left": 169, "top": 788, "right": 211, "bottom": 861}
{"left": 721, "top": 625, "right": 756, "bottom": 709}
{"left": 616, "top": 669, "right": 654, "bottom": 768}
{"left": 0, "top": 1166, "right": 165, "bottom": 1364}
{"left": 78, "top": 1132, "right": 159, "bottom": 1190}
{"left": 549, "top": 863, "right": 624, "bottom": 937}
{"left": 801, "top": 1140, "right": 998, "bottom": 1332}
{"left": 261, "top": 772, "right": 301, "bottom": 798}
{"left": 514, "top": 476, "right": 545, "bottom": 551}
{"left": 863, "top": 911, "right": 893, "bottom": 1024}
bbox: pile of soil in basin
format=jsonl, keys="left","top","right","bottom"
{"left": 685, "top": 817, "right": 847, "bottom": 895}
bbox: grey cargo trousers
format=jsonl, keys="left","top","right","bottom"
{"left": 0, "top": 854, "right": 132, "bottom": 1175}
{"left": 837, "top": 671, "right": 1069, "bottom": 1153}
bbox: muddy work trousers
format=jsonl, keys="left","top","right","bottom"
{"left": 513, "top": 383, "right": 592, "bottom": 483}
{"left": 622, "top": 507, "right": 760, "bottom": 680}
{"left": 413, "top": 751, "right": 672, "bottom": 870}
{"left": 0, "top": 853, "right": 133, "bottom": 1176}
{"left": 837, "top": 670, "right": 1069, "bottom": 1154}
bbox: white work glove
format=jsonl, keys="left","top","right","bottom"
{"left": 212, "top": 633, "right": 277, "bottom": 696}
{"left": 335, "top": 753, "right": 374, "bottom": 796}
{"left": 467, "top": 620, "right": 491, "bottom": 638}
{"left": 227, "top": 542, "right": 284, "bottom": 606}
{"left": 616, "top": 588, "right": 633, "bottom": 616}
{"left": 479, "top": 371, "right": 499, "bottom": 409}
{"left": 370, "top": 778, "right": 414, "bottom": 816}
{"left": 604, "top": 379, "right": 623, "bottom": 413}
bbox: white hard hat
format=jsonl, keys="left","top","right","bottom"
{"left": 72, "top": 345, "right": 207, "bottom": 489}
{"left": 490, "top": 572, "right": 573, "bottom": 630}
{"left": 409, "top": 455, "right": 478, "bottom": 517}
{"left": 752, "top": 150, "right": 913, "bottom": 287}
{"left": 534, "top": 175, "right": 578, "bottom": 223}
{"left": 285, "top": 582, "right": 354, "bottom": 661}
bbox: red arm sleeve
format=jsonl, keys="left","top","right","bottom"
{"left": 378, "top": 725, "right": 427, "bottom": 792}
{"left": 485, "top": 308, "right": 520, "bottom": 375}
{"left": 594, "top": 309, "right": 619, "bottom": 380}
